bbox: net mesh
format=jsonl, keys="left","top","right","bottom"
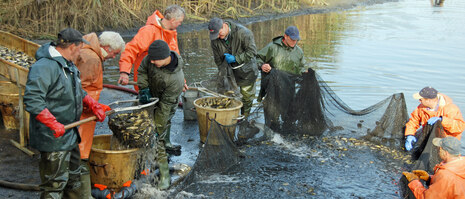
{"left": 176, "top": 69, "right": 438, "bottom": 194}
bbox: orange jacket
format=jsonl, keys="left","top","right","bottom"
{"left": 409, "top": 157, "right": 465, "bottom": 199}
{"left": 405, "top": 94, "right": 465, "bottom": 140}
{"left": 76, "top": 33, "right": 104, "bottom": 159}
{"left": 118, "top": 10, "right": 180, "bottom": 89}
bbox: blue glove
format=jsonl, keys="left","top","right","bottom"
{"left": 138, "top": 88, "right": 152, "bottom": 104}
{"left": 405, "top": 135, "right": 417, "bottom": 151}
{"left": 427, "top": 117, "right": 442, "bottom": 125}
{"left": 224, "top": 53, "right": 236, "bottom": 64}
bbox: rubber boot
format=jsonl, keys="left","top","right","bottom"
{"left": 163, "top": 125, "right": 181, "bottom": 155}
{"left": 157, "top": 140, "right": 170, "bottom": 190}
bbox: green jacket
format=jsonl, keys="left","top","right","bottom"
{"left": 24, "top": 43, "right": 85, "bottom": 152}
{"left": 211, "top": 21, "right": 258, "bottom": 86}
{"left": 137, "top": 51, "right": 185, "bottom": 106}
{"left": 257, "top": 36, "right": 307, "bottom": 75}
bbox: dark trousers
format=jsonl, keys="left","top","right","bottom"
{"left": 39, "top": 146, "right": 81, "bottom": 199}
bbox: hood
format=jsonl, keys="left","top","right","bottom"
{"left": 146, "top": 10, "right": 163, "bottom": 26}
{"left": 34, "top": 42, "right": 68, "bottom": 67}
{"left": 82, "top": 33, "right": 104, "bottom": 61}
{"left": 272, "top": 36, "right": 294, "bottom": 50}
{"left": 438, "top": 93, "right": 453, "bottom": 107}
{"left": 437, "top": 157, "right": 465, "bottom": 179}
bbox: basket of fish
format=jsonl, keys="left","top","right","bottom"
{"left": 108, "top": 98, "right": 158, "bottom": 148}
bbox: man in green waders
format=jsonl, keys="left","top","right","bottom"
{"left": 137, "top": 40, "right": 185, "bottom": 189}
{"left": 208, "top": 17, "right": 259, "bottom": 118}
{"left": 24, "top": 28, "right": 107, "bottom": 198}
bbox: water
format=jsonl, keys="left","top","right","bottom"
{"left": 99, "top": 0, "right": 465, "bottom": 197}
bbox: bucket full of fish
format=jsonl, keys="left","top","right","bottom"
{"left": 193, "top": 96, "right": 242, "bottom": 143}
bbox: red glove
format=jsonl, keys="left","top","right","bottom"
{"left": 36, "top": 108, "right": 65, "bottom": 138}
{"left": 83, "top": 95, "right": 106, "bottom": 122}
{"left": 99, "top": 103, "right": 112, "bottom": 112}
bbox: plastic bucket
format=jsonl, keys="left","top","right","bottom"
{"left": 182, "top": 89, "right": 200, "bottom": 121}
{"left": 89, "top": 134, "right": 139, "bottom": 190}
{"left": 193, "top": 97, "right": 242, "bottom": 143}
{"left": 0, "top": 81, "right": 28, "bottom": 131}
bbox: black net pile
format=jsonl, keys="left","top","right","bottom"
{"left": 108, "top": 99, "right": 157, "bottom": 148}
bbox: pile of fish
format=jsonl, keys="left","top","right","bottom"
{"left": 198, "top": 97, "right": 233, "bottom": 109}
{"left": 0, "top": 45, "right": 35, "bottom": 68}
{"left": 108, "top": 110, "right": 155, "bottom": 148}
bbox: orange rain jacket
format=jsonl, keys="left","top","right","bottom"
{"left": 118, "top": 10, "right": 180, "bottom": 90}
{"left": 408, "top": 157, "right": 465, "bottom": 199}
{"left": 76, "top": 33, "right": 105, "bottom": 159}
{"left": 405, "top": 93, "right": 465, "bottom": 140}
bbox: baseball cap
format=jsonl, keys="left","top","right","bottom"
{"left": 432, "top": 137, "right": 461, "bottom": 155}
{"left": 285, "top": 26, "right": 300, "bottom": 41}
{"left": 413, "top": 86, "right": 438, "bottom": 100}
{"left": 57, "top": 28, "right": 90, "bottom": 45}
{"left": 208, "top": 18, "right": 223, "bottom": 40}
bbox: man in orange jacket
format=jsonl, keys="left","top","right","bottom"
{"left": 118, "top": 5, "right": 185, "bottom": 89}
{"left": 403, "top": 136, "right": 465, "bottom": 198}
{"left": 76, "top": 31, "right": 125, "bottom": 198}
{"left": 404, "top": 86, "right": 465, "bottom": 151}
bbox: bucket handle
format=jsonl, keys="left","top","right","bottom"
{"left": 90, "top": 161, "right": 109, "bottom": 176}
{"left": 233, "top": 115, "right": 245, "bottom": 121}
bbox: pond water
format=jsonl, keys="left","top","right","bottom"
{"left": 99, "top": 0, "right": 465, "bottom": 197}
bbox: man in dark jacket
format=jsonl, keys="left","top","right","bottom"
{"left": 24, "top": 28, "right": 106, "bottom": 199}
{"left": 208, "top": 17, "right": 259, "bottom": 117}
{"left": 137, "top": 40, "right": 185, "bottom": 190}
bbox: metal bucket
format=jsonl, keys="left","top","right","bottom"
{"left": 89, "top": 134, "right": 140, "bottom": 190}
{"left": 182, "top": 89, "right": 200, "bottom": 121}
{"left": 0, "top": 81, "right": 28, "bottom": 130}
{"left": 193, "top": 97, "right": 242, "bottom": 143}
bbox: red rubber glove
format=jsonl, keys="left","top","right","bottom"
{"left": 99, "top": 103, "right": 112, "bottom": 112}
{"left": 36, "top": 108, "right": 65, "bottom": 138}
{"left": 83, "top": 95, "right": 106, "bottom": 122}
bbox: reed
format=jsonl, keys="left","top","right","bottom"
{"left": 0, "top": 0, "right": 327, "bottom": 39}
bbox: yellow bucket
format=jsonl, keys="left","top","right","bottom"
{"left": 89, "top": 134, "right": 139, "bottom": 190}
{"left": 193, "top": 97, "right": 242, "bottom": 143}
{"left": 0, "top": 81, "right": 29, "bottom": 131}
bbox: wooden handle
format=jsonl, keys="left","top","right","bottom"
{"left": 128, "top": 81, "right": 137, "bottom": 85}
{"left": 64, "top": 110, "right": 115, "bottom": 130}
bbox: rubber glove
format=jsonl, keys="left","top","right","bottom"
{"left": 427, "top": 117, "right": 442, "bottom": 125}
{"left": 405, "top": 135, "right": 417, "bottom": 151}
{"left": 412, "top": 170, "right": 430, "bottom": 181}
{"left": 402, "top": 172, "right": 419, "bottom": 182}
{"left": 83, "top": 95, "right": 106, "bottom": 122}
{"left": 99, "top": 103, "right": 112, "bottom": 112}
{"left": 36, "top": 108, "right": 65, "bottom": 138}
{"left": 139, "top": 88, "right": 152, "bottom": 104}
{"left": 224, "top": 53, "right": 236, "bottom": 64}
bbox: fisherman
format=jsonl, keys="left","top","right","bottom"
{"left": 118, "top": 4, "right": 186, "bottom": 153}
{"left": 402, "top": 136, "right": 465, "bottom": 198}
{"left": 256, "top": 26, "right": 310, "bottom": 130}
{"left": 137, "top": 40, "right": 185, "bottom": 189}
{"left": 75, "top": 31, "right": 125, "bottom": 198}
{"left": 23, "top": 28, "right": 107, "bottom": 198}
{"left": 404, "top": 86, "right": 465, "bottom": 151}
{"left": 208, "top": 17, "right": 259, "bottom": 117}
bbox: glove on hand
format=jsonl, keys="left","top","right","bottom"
{"left": 427, "top": 117, "right": 442, "bottom": 125}
{"left": 36, "top": 108, "right": 65, "bottom": 138}
{"left": 405, "top": 135, "right": 417, "bottom": 151}
{"left": 99, "top": 103, "right": 112, "bottom": 112}
{"left": 139, "top": 88, "right": 152, "bottom": 104}
{"left": 83, "top": 95, "right": 106, "bottom": 122}
{"left": 224, "top": 53, "right": 236, "bottom": 64}
{"left": 412, "top": 170, "right": 430, "bottom": 181}
{"left": 403, "top": 172, "right": 420, "bottom": 182}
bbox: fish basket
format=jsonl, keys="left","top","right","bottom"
{"left": 107, "top": 99, "right": 157, "bottom": 148}
{"left": 194, "top": 96, "right": 242, "bottom": 143}
{"left": 0, "top": 81, "right": 29, "bottom": 133}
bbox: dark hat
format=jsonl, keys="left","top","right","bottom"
{"left": 413, "top": 86, "right": 438, "bottom": 99}
{"left": 432, "top": 137, "right": 461, "bottom": 155}
{"left": 57, "top": 28, "right": 90, "bottom": 44}
{"left": 285, "top": 26, "right": 300, "bottom": 41}
{"left": 148, "top": 40, "right": 170, "bottom": 61}
{"left": 208, "top": 17, "right": 223, "bottom": 40}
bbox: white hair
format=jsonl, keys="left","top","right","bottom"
{"left": 98, "top": 31, "right": 125, "bottom": 51}
{"left": 164, "top": 5, "right": 185, "bottom": 20}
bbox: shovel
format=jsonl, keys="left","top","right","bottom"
{"left": 64, "top": 98, "right": 159, "bottom": 130}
